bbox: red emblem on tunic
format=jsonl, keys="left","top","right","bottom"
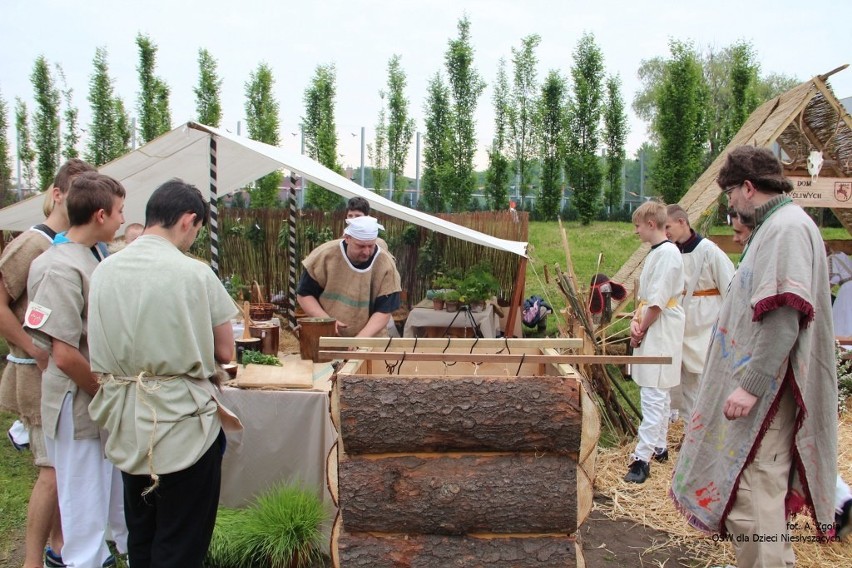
{"left": 27, "top": 309, "right": 45, "bottom": 327}
{"left": 25, "top": 304, "right": 50, "bottom": 328}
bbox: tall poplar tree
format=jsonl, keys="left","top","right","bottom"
{"left": 603, "top": 75, "right": 628, "bottom": 214}
{"left": 369, "top": 95, "right": 388, "bottom": 192}
{"left": 86, "top": 47, "right": 130, "bottom": 166}
{"left": 444, "top": 16, "right": 485, "bottom": 211}
{"left": 724, "top": 41, "right": 760, "bottom": 144}
{"left": 136, "top": 33, "right": 172, "bottom": 142}
{"left": 485, "top": 58, "right": 511, "bottom": 210}
{"left": 654, "top": 40, "right": 710, "bottom": 204}
{"left": 244, "top": 62, "right": 282, "bottom": 207}
{"left": 302, "top": 64, "right": 343, "bottom": 210}
{"left": 55, "top": 64, "right": 80, "bottom": 159}
{"left": 385, "top": 55, "right": 415, "bottom": 198}
{"left": 31, "top": 56, "right": 61, "bottom": 191}
{"left": 195, "top": 48, "right": 222, "bottom": 127}
{"left": 509, "top": 34, "right": 541, "bottom": 208}
{"left": 0, "top": 91, "right": 13, "bottom": 202}
{"left": 421, "top": 72, "right": 452, "bottom": 213}
{"left": 537, "top": 70, "right": 566, "bottom": 221}
{"left": 15, "top": 99, "right": 36, "bottom": 189}
{"left": 566, "top": 33, "right": 605, "bottom": 225}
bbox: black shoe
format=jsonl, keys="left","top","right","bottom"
{"left": 652, "top": 447, "right": 669, "bottom": 463}
{"left": 624, "top": 458, "right": 650, "bottom": 483}
{"left": 837, "top": 498, "right": 852, "bottom": 541}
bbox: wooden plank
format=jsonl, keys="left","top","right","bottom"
{"left": 338, "top": 453, "right": 580, "bottom": 534}
{"left": 337, "top": 531, "right": 580, "bottom": 568}
{"left": 788, "top": 176, "right": 852, "bottom": 208}
{"left": 337, "top": 375, "right": 582, "bottom": 453}
{"left": 319, "top": 337, "right": 584, "bottom": 349}
{"left": 321, "top": 351, "right": 671, "bottom": 365}
{"left": 234, "top": 361, "right": 314, "bottom": 389}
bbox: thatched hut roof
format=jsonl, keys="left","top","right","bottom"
{"left": 613, "top": 65, "right": 852, "bottom": 306}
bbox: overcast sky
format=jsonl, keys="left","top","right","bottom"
{"left": 2, "top": 0, "right": 851, "bottom": 178}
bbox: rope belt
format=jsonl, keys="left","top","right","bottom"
{"left": 6, "top": 354, "right": 36, "bottom": 365}
{"left": 689, "top": 288, "right": 721, "bottom": 297}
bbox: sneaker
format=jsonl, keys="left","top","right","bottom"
{"left": 837, "top": 498, "right": 852, "bottom": 540}
{"left": 44, "top": 546, "right": 66, "bottom": 568}
{"left": 652, "top": 447, "right": 669, "bottom": 463}
{"left": 624, "top": 458, "right": 650, "bottom": 483}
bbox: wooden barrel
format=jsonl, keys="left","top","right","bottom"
{"left": 297, "top": 317, "right": 336, "bottom": 362}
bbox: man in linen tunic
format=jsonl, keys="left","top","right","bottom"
{"left": 88, "top": 179, "right": 240, "bottom": 568}
{"left": 25, "top": 172, "right": 128, "bottom": 568}
{"left": 626, "top": 201, "right": 685, "bottom": 483}
{"left": 665, "top": 204, "right": 735, "bottom": 421}
{"left": 671, "top": 146, "right": 836, "bottom": 568}
{"left": 298, "top": 215, "right": 401, "bottom": 338}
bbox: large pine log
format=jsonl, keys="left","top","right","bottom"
{"left": 338, "top": 375, "right": 582, "bottom": 453}
{"left": 339, "top": 453, "right": 579, "bottom": 534}
{"left": 336, "top": 529, "right": 581, "bottom": 568}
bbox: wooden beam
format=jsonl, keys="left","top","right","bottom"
{"left": 504, "top": 256, "right": 527, "bottom": 338}
{"left": 767, "top": 86, "right": 817, "bottom": 147}
{"left": 319, "top": 337, "right": 584, "bottom": 349}
{"left": 812, "top": 72, "right": 852, "bottom": 137}
{"left": 321, "top": 350, "right": 671, "bottom": 365}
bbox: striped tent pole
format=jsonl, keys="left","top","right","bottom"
{"left": 208, "top": 136, "right": 219, "bottom": 277}
{"left": 287, "top": 178, "right": 298, "bottom": 330}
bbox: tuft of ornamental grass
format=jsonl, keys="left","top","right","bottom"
{"left": 208, "top": 483, "right": 329, "bottom": 568}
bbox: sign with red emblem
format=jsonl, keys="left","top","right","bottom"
{"left": 24, "top": 302, "right": 51, "bottom": 329}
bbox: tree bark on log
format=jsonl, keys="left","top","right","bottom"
{"left": 336, "top": 530, "right": 580, "bottom": 568}
{"left": 339, "top": 453, "right": 579, "bottom": 534}
{"left": 338, "top": 375, "right": 582, "bottom": 454}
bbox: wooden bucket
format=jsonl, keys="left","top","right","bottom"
{"left": 234, "top": 337, "right": 261, "bottom": 364}
{"left": 249, "top": 324, "right": 279, "bottom": 356}
{"left": 297, "top": 317, "right": 336, "bottom": 362}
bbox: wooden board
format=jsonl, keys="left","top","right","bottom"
{"left": 234, "top": 360, "right": 314, "bottom": 389}
{"left": 338, "top": 374, "right": 582, "bottom": 454}
{"left": 338, "top": 453, "right": 579, "bottom": 534}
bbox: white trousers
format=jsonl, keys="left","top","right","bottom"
{"left": 633, "top": 386, "right": 671, "bottom": 462}
{"left": 669, "top": 369, "right": 700, "bottom": 420}
{"left": 45, "top": 393, "right": 128, "bottom": 568}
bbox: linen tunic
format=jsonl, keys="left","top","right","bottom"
{"left": 87, "top": 235, "right": 240, "bottom": 475}
{"left": 633, "top": 241, "right": 685, "bottom": 388}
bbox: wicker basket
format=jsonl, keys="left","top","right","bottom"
{"left": 249, "top": 281, "right": 276, "bottom": 321}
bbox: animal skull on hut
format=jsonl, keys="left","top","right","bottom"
{"left": 807, "top": 150, "right": 824, "bottom": 182}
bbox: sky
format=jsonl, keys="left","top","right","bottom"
{"left": 2, "top": 0, "right": 851, "bottom": 180}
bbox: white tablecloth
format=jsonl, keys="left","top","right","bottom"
{"left": 218, "top": 364, "right": 336, "bottom": 508}
{"left": 403, "top": 304, "right": 501, "bottom": 338}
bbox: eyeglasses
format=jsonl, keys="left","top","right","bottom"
{"left": 722, "top": 183, "right": 742, "bottom": 196}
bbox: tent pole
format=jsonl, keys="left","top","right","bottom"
{"left": 504, "top": 257, "right": 527, "bottom": 338}
{"left": 287, "top": 183, "right": 299, "bottom": 330}
{"left": 208, "top": 136, "right": 219, "bottom": 277}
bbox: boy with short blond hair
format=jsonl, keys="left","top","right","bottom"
{"left": 625, "top": 201, "right": 685, "bottom": 483}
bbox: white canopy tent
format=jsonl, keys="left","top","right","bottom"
{"left": 0, "top": 122, "right": 528, "bottom": 258}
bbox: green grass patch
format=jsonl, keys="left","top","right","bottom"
{"left": 0, "top": 410, "right": 38, "bottom": 560}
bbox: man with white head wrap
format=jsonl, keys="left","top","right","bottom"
{"left": 297, "top": 215, "right": 402, "bottom": 337}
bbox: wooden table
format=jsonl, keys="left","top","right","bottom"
{"left": 402, "top": 304, "right": 501, "bottom": 338}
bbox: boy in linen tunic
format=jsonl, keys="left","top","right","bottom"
{"left": 298, "top": 215, "right": 401, "bottom": 338}
{"left": 24, "top": 172, "right": 128, "bottom": 568}
{"left": 88, "top": 179, "right": 240, "bottom": 568}
{"left": 626, "top": 201, "right": 685, "bottom": 483}
{"left": 665, "top": 205, "right": 735, "bottom": 422}
{"left": 671, "top": 146, "right": 836, "bottom": 567}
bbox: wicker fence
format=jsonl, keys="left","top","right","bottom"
{"left": 203, "top": 209, "right": 528, "bottom": 309}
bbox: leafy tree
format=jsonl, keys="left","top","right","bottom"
{"left": 724, "top": 41, "right": 760, "bottom": 143}
{"left": 444, "top": 16, "right": 485, "bottom": 211}
{"left": 565, "top": 33, "right": 605, "bottom": 225}
{"left": 603, "top": 75, "right": 628, "bottom": 213}
{"left": 195, "top": 48, "right": 223, "bottom": 127}
{"left": 31, "top": 56, "right": 61, "bottom": 191}
{"left": 421, "top": 72, "right": 452, "bottom": 212}
{"left": 754, "top": 72, "right": 800, "bottom": 101}
{"left": 244, "top": 62, "right": 282, "bottom": 208}
{"left": 485, "top": 58, "right": 511, "bottom": 210}
{"left": 55, "top": 64, "right": 80, "bottom": 159}
{"left": 302, "top": 63, "right": 343, "bottom": 210}
{"left": 15, "top": 98, "right": 37, "bottom": 189}
{"left": 0, "top": 90, "right": 13, "bottom": 202}
{"left": 86, "top": 47, "right": 130, "bottom": 166}
{"left": 136, "top": 33, "right": 171, "bottom": 143}
{"left": 509, "top": 34, "right": 541, "bottom": 209}
{"left": 537, "top": 70, "right": 566, "bottom": 221}
{"left": 654, "top": 40, "right": 710, "bottom": 204}
{"left": 368, "top": 96, "right": 388, "bottom": 192}
{"left": 385, "top": 55, "right": 415, "bottom": 198}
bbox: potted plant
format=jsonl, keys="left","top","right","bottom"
{"left": 459, "top": 265, "right": 500, "bottom": 312}
{"left": 431, "top": 289, "right": 445, "bottom": 311}
{"left": 444, "top": 289, "right": 461, "bottom": 312}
